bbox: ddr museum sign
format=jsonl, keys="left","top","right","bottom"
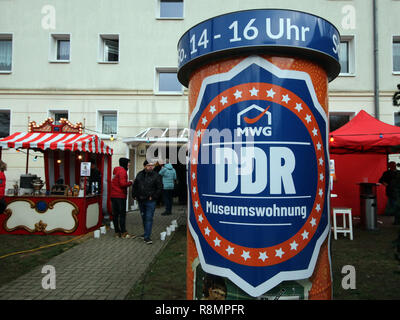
{"left": 178, "top": 9, "right": 340, "bottom": 299}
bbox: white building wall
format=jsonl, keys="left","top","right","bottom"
{"left": 0, "top": 0, "right": 400, "bottom": 188}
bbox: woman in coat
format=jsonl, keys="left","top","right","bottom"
{"left": 111, "top": 157, "right": 134, "bottom": 238}
{"left": 158, "top": 161, "right": 177, "bottom": 216}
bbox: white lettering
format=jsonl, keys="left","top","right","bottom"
{"left": 215, "top": 147, "right": 238, "bottom": 193}
{"left": 41, "top": 5, "right": 56, "bottom": 30}
{"left": 240, "top": 147, "right": 267, "bottom": 194}
{"left": 266, "top": 18, "right": 285, "bottom": 39}
{"left": 270, "top": 147, "right": 296, "bottom": 194}
{"left": 215, "top": 147, "right": 296, "bottom": 195}
{"left": 341, "top": 265, "right": 356, "bottom": 290}
{"left": 41, "top": 265, "right": 56, "bottom": 289}
{"left": 341, "top": 5, "right": 356, "bottom": 30}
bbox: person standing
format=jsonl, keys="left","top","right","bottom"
{"left": 159, "top": 160, "right": 177, "bottom": 216}
{"left": 111, "top": 157, "right": 134, "bottom": 238}
{"left": 379, "top": 161, "right": 400, "bottom": 225}
{"left": 88, "top": 160, "right": 102, "bottom": 194}
{"left": 132, "top": 160, "right": 162, "bottom": 244}
{"left": 0, "top": 160, "right": 7, "bottom": 213}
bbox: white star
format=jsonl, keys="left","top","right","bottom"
{"left": 198, "top": 214, "right": 203, "bottom": 223}
{"left": 220, "top": 96, "right": 228, "bottom": 105}
{"left": 290, "top": 241, "right": 299, "bottom": 251}
{"left": 275, "top": 248, "right": 285, "bottom": 258}
{"left": 194, "top": 201, "right": 199, "bottom": 209}
{"left": 258, "top": 251, "right": 268, "bottom": 262}
{"left": 213, "top": 237, "right": 221, "bottom": 247}
{"left": 266, "top": 88, "right": 276, "bottom": 98}
{"left": 233, "top": 90, "right": 242, "bottom": 99}
{"left": 295, "top": 103, "right": 303, "bottom": 112}
{"left": 192, "top": 186, "right": 196, "bottom": 194}
{"left": 202, "top": 116, "right": 207, "bottom": 125}
{"left": 316, "top": 142, "right": 322, "bottom": 150}
{"left": 194, "top": 144, "right": 198, "bottom": 151}
{"left": 301, "top": 230, "right": 309, "bottom": 240}
{"left": 310, "top": 218, "right": 317, "bottom": 227}
{"left": 319, "top": 157, "right": 324, "bottom": 166}
{"left": 204, "top": 227, "right": 210, "bottom": 236}
{"left": 226, "top": 246, "right": 234, "bottom": 256}
{"left": 209, "top": 105, "right": 216, "bottom": 114}
{"left": 305, "top": 114, "right": 312, "bottom": 123}
{"left": 312, "top": 128, "right": 318, "bottom": 136}
{"left": 192, "top": 172, "right": 196, "bottom": 180}
{"left": 319, "top": 188, "right": 323, "bottom": 197}
{"left": 320, "top": 173, "right": 324, "bottom": 181}
{"left": 241, "top": 250, "right": 251, "bottom": 261}
{"left": 281, "top": 94, "right": 290, "bottom": 104}
{"left": 315, "top": 203, "right": 321, "bottom": 212}
{"left": 249, "top": 87, "right": 259, "bottom": 96}
{"left": 197, "top": 130, "right": 201, "bottom": 137}
{"left": 191, "top": 158, "right": 196, "bottom": 165}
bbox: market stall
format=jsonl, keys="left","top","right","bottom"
{"left": 0, "top": 118, "right": 113, "bottom": 235}
{"left": 329, "top": 110, "right": 400, "bottom": 216}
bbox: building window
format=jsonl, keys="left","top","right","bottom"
{"left": 394, "top": 112, "right": 400, "bottom": 126}
{"left": 0, "top": 110, "right": 10, "bottom": 137}
{"left": 99, "top": 35, "right": 119, "bottom": 63}
{"left": 49, "top": 110, "right": 68, "bottom": 125}
{"left": 329, "top": 113, "right": 353, "bottom": 132}
{"left": 339, "top": 42, "right": 349, "bottom": 74}
{"left": 50, "top": 34, "right": 70, "bottom": 62}
{"left": 393, "top": 37, "right": 400, "bottom": 73}
{"left": 158, "top": 0, "right": 184, "bottom": 19}
{"left": 155, "top": 68, "right": 183, "bottom": 94}
{"left": 0, "top": 34, "right": 12, "bottom": 72}
{"left": 98, "top": 111, "right": 117, "bottom": 135}
{"left": 339, "top": 36, "right": 355, "bottom": 75}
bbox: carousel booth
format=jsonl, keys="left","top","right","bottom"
{"left": 0, "top": 118, "right": 113, "bottom": 235}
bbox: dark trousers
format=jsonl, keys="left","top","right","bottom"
{"left": 138, "top": 200, "right": 156, "bottom": 240}
{"left": 163, "top": 189, "right": 174, "bottom": 213}
{"left": 111, "top": 197, "right": 127, "bottom": 233}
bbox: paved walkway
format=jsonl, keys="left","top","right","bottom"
{"left": 0, "top": 204, "right": 187, "bottom": 300}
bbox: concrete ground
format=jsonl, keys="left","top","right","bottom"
{"left": 0, "top": 204, "right": 187, "bottom": 300}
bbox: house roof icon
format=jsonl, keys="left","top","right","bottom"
{"left": 237, "top": 104, "right": 272, "bottom": 126}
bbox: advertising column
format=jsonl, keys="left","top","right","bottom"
{"left": 177, "top": 9, "right": 341, "bottom": 300}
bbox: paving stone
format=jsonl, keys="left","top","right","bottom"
{"left": 0, "top": 205, "right": 186, "bottom": 300}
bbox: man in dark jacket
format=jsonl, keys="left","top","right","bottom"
{"left": 111, "top": 157, "right": 134, "bottom": 238}
{"left": 132, "top": 160, "right": 162, "bottom": 244}
{"left": 379, "top": 161, "right": 400, "bottom": 224}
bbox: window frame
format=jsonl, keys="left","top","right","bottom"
{"left": 0, "top": 33, "right": 13, "bottom": 73}
{"left": 154, "top": 67, "right": 183, "bottom": 95}
{"left": 48, "top": 109, "right": 69, "bottom": 125}
{"left": 392, "top": 35, "right": 400, "bottom": 74}
{"left": 98, "top": 34, "right": 120, "bottom": 64}
{"left": 338, "top": 35, "right": 356, "bottom": 77}
{"left": 96, "top": 110, "right": 118, "bottom": 139}
{"left": 49, "top": 33, "right": 71, "bottom": 63}
{"left": 0, "top": 109, "right": 11, "bottom": 138}
{"left": 393, "top": 111, "right": 400, "bottom": 126}
{"left": 329, "top": 111, "right": 355, "bottom": 132}
{"left": 156, "top": 0, "right": 184, "bottom": 20}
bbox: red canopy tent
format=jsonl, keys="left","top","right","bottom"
{"left": 329, "top": 110, "right": 400, "bottom": 216}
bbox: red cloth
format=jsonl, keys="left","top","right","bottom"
{"left": 110, "top": 166, "right": 132, "bottom": 199}
{"left": 0, "top": 171, "right": 5, "bottom": 197}
{"left": 330, "top": 153, "right": 387, "bottom": 216}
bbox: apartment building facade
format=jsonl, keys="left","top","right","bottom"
{"left": 0, "top": 0, "right": 400, "bottom": 201}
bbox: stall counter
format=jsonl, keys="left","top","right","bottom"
{"left": 0, "top": 194, "right": 103, "bottom": 235}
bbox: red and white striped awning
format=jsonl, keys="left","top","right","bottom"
{"left": 0, "top": 132, "right": 113, "bottom": 155}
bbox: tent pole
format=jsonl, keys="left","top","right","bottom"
{"left": 26, "top": 148, "right": 29, "bottom": 174}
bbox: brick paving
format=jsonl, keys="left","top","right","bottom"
{"left": 0, "top": 205, "right": 187, "bottom": 300}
